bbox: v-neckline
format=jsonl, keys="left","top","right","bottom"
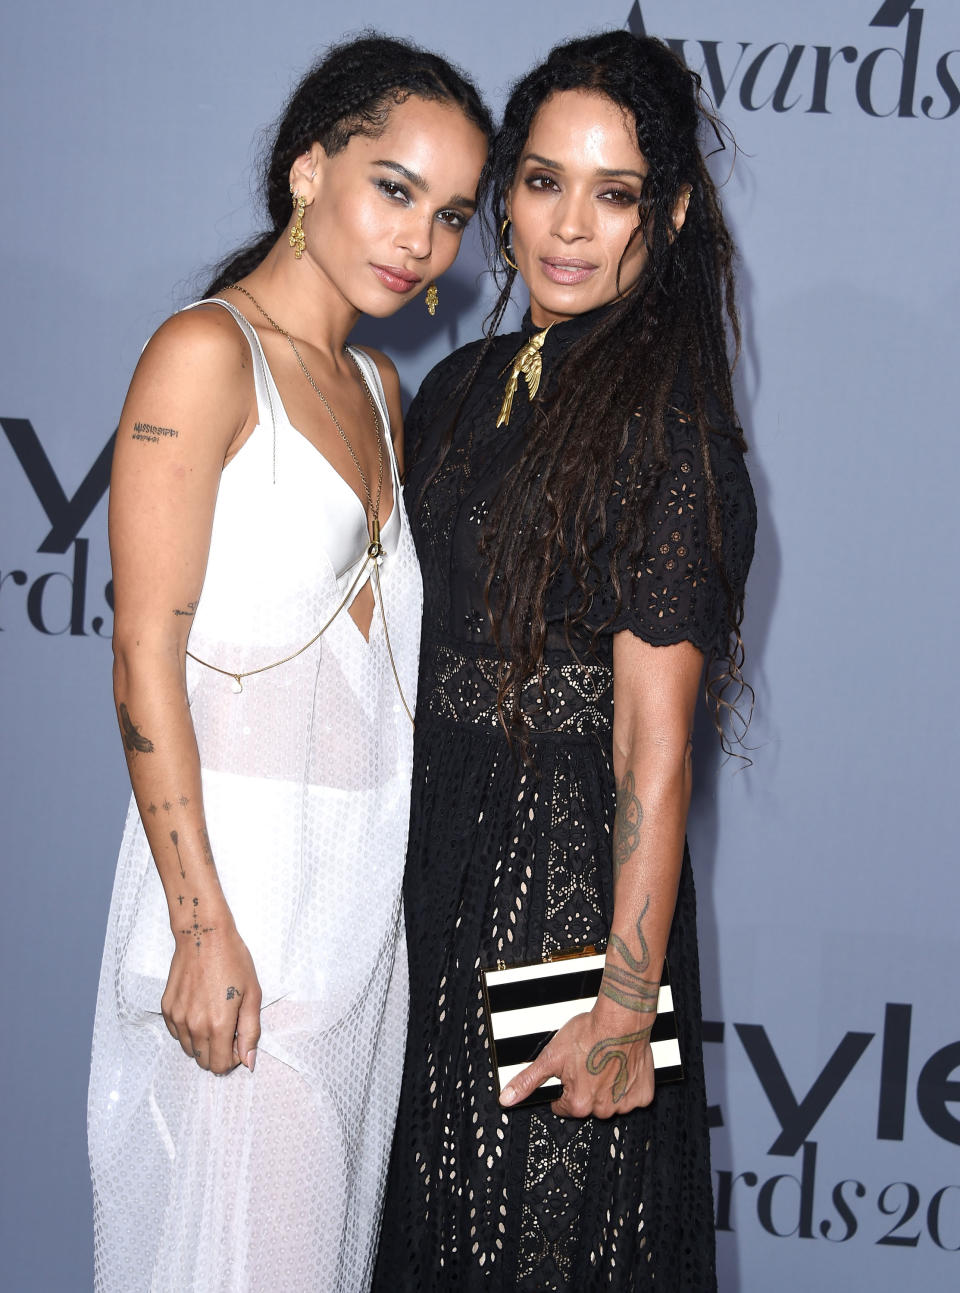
{"left": 274, "top": 348, "right": 397, "bottom": 533}
{"left": 223, "top": 298, "right": 397, "bottom": 532}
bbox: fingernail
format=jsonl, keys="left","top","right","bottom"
{"left": 246, "top": 1048, "right": 257, "bottom": 1073}
{"left": 500, "top": 1086, "right": 515, "bottom": 1106}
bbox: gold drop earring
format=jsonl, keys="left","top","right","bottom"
{"left": 425, "top": 283, "right": 439, "bottom": 316}
{"left": 289, "top": 189, "right": 306, "bottom": 259}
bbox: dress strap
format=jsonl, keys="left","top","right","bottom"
{"left": 184, "top": 297, "right": 280, "bottom": 483}
{"left": 347, "top": 347, "right": 400, "bottom": 485}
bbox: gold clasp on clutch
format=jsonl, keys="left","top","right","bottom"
{"left": 545, "top": 944, "right": 599, "bottom": 963}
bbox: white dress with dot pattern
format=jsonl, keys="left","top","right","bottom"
{"left": 88, "top": 300, "right": 421, "bottom": 1292}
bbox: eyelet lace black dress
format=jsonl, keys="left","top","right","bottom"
{"left": 374, "top": 310, "right": 756, "bottom": 1292}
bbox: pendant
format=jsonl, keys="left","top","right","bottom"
{"left": 496, "top": 326, "right": 552, "bottom": 428}
{"left": 367, "top": 515, "right": 384, "bottom": 564}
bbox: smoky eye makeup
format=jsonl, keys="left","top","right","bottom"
{"left": 436, "top": 208, "right": 469, "bottom": 230}
{"left": 374, "top": 177, "right": 413, "bottom": 204}
{"left": 599, "top": 185, "right": 642, "bottom": 205}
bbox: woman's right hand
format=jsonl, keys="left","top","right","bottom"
{"left": 161, "top": 915, "right": 262, "bottom": 1074}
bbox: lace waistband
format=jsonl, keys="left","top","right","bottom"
{"left": 422, "top": 642, "right": 612, "bottom": 737}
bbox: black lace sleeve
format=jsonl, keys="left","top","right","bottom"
{"left": 608, "top": 414, "right": 756, "bottom": 657}
{"left": 402, "top": 365, "right": 442, "bottom": 478}
{"left": 402, "top": 338, "right": 489, "bottom": 484}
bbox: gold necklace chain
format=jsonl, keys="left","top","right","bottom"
{"left": 229, "top": 283, "right": 385, "bottom": 546}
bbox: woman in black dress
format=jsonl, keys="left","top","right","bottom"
{"left": 376, "top": 33, "right": 756, "bottom": 1291}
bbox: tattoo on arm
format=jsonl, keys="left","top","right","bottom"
{"left": 593, "top": 893, "right": 660, "bottom": 1099}
{"left": 612, "top": 770, "right": 643, "bottom": 880}
{"left": 179, "top": 896, "right": 215, "bottom": 953}
{"left": 600, "top": 962, "right": 659, "bottom": 1013}
{"left": 171, "top": 830, "right": 185, "bottom": 879}
{"left": 119, "top": 703, "right": 154, "bottom": 755}
{"left": 131, "top": 421, "right": 179, "bottom": 444}
{"left": 200, "top": 826, "right": 215, "bottom": 867}
{"left": 608, "top": 893, "right": 651, "bottom": 974}
{"left": 172, "top": 601, "right": 197, "bottom": 617}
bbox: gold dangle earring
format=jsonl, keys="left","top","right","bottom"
{"left": 425, "top": 283, "right": 439, "bottom": 316}
{"left": 289, "top": 189, "right": 307, "bottom": 259}
{"left": 499, "top": 217, "right": 518, "bottom": 271}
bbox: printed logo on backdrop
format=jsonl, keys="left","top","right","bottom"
{"left": 627, "top": 0, "right": 959, "bottom": 118}
{"left": 1, "top": 418, "right": 114, "bottom": 635}
{"left": 706, "top": 1003, "right": 960, "bottom": 1250}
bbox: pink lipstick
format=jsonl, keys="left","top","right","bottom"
{"left": 540, "top": 257, "right": 597, "bottom": 285}
{"left": 371, "top": 264, "right": 422, "bottom": 293}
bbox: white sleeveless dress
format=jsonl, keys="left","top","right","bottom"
{"left": 88, "top": 299, "right": 422, "bottom": 1292}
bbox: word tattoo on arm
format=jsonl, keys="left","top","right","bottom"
{"left": 172, "top": 601, "right": 197, "bottom": 618}
{"left": 612, "top": 770, "right": 643, "bottom": 880}
{"left": 200, "top": 826, "right": 215, "bottom": 867}
{"left": 119, "top": 703, "right": 154, "bottom": 755}
{"left": 131, "top": 421, "right": 179, "bottom": 445}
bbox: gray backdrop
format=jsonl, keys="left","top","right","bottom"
{"left": 2, "top": 0, "right": 958, "bottom": 1288}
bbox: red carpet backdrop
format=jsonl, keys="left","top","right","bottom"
{"left": 1, "top": 1, "right": 957, "bottom": 1287}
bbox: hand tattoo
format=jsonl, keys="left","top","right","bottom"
{"left": 586, "top": 1025, "right": 655, "bottom": 1102}
{"left": 612, "top": 770, "right": 642, "bottom": 880}
{"left": 119, "top": 703, "right": 154, "bottom": 755}
{"left": 226, "top": 986, "right": 240, "bottom": 1001}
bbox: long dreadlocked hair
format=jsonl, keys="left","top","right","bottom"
{"left": 444, "top": 32, "right": 749, "bottom": 751}
{"left": 203, "top": 33, "right": 493, "bottom": 296}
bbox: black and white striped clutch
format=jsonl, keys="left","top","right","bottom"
{"left": 480, "top": 948, "right": 683, "bottom": 1109}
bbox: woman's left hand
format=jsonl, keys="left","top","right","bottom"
{"left": 498, "top": 1003, "right": 656, "bottom": 1118}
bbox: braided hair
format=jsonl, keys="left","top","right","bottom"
{"left": 204, "top": 34, "right": 492, "bottom": 295}
{"left": 465, "top": 32, "right": 749, "bottom": 749}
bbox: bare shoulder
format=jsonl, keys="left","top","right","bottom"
{"left": 137, "top": 302, "right": 250, "bottom": 383}
{"left": 118, "top": 302, "right": 253, "bottom": 458}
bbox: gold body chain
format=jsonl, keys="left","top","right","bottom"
{"left": 184, "top": 285, "right": 414, "bottom": 725}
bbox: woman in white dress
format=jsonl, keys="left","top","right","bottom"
{"left": 87, "top": 35, "right": 490, "bottom": 1292}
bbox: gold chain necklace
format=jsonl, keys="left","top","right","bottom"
{"left": 229, "top": 282, "right": 385, "bottom": 551}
